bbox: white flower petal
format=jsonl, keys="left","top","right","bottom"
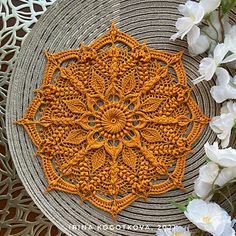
{"left": 222, "top": 53, "right": 236, "bottom": 64}
{"left": 178, "top": 3, "right": 187, "bottom": 14}
{"left": 187, "top": 25, "right": 200, "bottom": 46}
{"left": 219, "top": 223, "right": 235, "bottom": 236}
{"left": 204, "top": 142, "right": 236, "bottom": 167}
{"left": 215, "top": 67, "right": 231, "bottom": 85}
{"left": 192, "top": 3, "right": 205, "bottom": 24}
{"left": 180, "top": 1, "right": 204, "bottom": 23}
{"left": 215, "top": 167, "right": 236, "bottom": 186}
{"left": 214, "top": 43, "right": 229, "bottom": 64}
{"left": 185, "top": 199, "right": 233, "bottom": 236}
{"left": 204, "top": 142, "right": 219, "bottom": 163}
{"left": 221, "top": 133, "right": 232, "bottom": 148}
{"left": 176, "top": 17, "right": 194, "bottom": 39}
{"left": 199, "top": 162, "right": 220, "bottom": 183}
{"left": 194, "top": 178, "right": 213, "bottom": 199}
{"left": 200, "top": 0, "right": 221, "bottom": 15}
{"left": 210, "top": 102, "right": 236, "bottom": 148}
{"left": 172, "top": 226, "right": 191, "bottom": 236}
{"left": 156, "top": 228, "right": 169, "bottom": 236}
{"left": 227, "top": 100, "right": 236, "bottom": 115}
{"left": 210, "top": 114, "right": 234, "bottom": 139}
{"left": 194, "top": 162, "right": 219, "bottom": 199}
{"left": 171, "top": 17, "right": 194, "bottom": 40}
{"left": 210, "top": 68, "right": 236, "bottom": 103}
{"left": 211, "top": 87, "right": 236, "bottom": 103}
{"left": 156, "top": 226, "right": 191, "bottom": 236}
{"left": 171, "top": 31, "right": 183, "bottom": 41}
{"left": 194, "top": 43, "right": 228, "bottom": 83}
{"left": 188, "top": 34, "right": 210, "bottom": 56}
{"left": 178, "top": 1, "right": 195, "bottom": 16}
{"left": 197, "top": 57, "right": 216, "bottom": 82}
{"left": 225, "top": 25, "right": 236, "bottom": 54}
{"left": 171, "top": 1, "right": 204, "bottom": 41}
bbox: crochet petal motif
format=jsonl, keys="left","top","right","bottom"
{"left": 17, "top": 22, "right": 209, "bottom": 220}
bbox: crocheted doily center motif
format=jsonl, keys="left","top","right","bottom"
{"left": 18, "top": 22, "right": 209, "bottom": 219}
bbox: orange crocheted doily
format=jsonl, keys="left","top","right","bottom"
{"left": 17, "top": 22, "right": 209, "bottom": 219}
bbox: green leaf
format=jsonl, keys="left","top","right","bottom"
{"left": 204, "top": 13, "right": 211, "bottom": 20}
{"left": 205, "top": 156, "right": 212, "bottom": 163}
{"left": 233, "top": 118, "right": 236, "bottom": 128}
{"left": 221, "top": 0, "right": 236, "bottom": 13}
{"left": 187, "top": 195, "right": 199, "bottom": 203}
{"left": 169, "top": 200, "right": 187, "bottom": 212}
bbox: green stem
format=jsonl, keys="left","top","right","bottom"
{"left": 215, "top": 178, "right": 236, "bottom": 191}
{"left": 203, "top": 168, "right": 222, "bottom": 201}
{"left": 200, "top": 230, "right": 208, "bottom": 236}
{"left": 218, "top": 7, "right": 225, "bottom": 42}
{"left": 207, "top": 18, "right": 219, "bottom": 42}
{"left": 201, "top": 29, "right": 216, "bottom": 41}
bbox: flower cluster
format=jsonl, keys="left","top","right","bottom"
{"left": 195, "top": 142, "right": 236, "bottom": 198}
{"left": 156, "top": 1, "right": 236, "bottom": 236}
{"left": 192, "top": 143, "right": 236, "bottom": 236}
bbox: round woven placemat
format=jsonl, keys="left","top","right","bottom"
{"left": 6, "top": 0, "right": 236, "bottom": 235}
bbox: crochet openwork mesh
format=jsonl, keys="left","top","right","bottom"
{"left": 17, "top": 22, "right": 209, "bottom": 219}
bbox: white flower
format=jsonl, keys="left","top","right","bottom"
{"left": 195, "top": 161, "right": 236, "bottom": 197}
{"left": 156, "top": 226, "right": 191, "bottom": 236}
{"left": 171, "top": 1, "right": 204, "bottom": 41}
{"left": 223, "top": 25, "right": 236, "bottom": 66}
{"left": 210, "top": 101, "right": 236, "bottom": 147}
{"left": 184, "top": 199, "right": 235, "bottom": 236}
{"left": 193, "top": 44, "right": 228, "bottom": 84}
{"left": 187, "top": 26, "right": 210, "bottom": 56}
{"left": 199, "top": 0, "right": 221, "bottom": 15}
{"left": 198, "top": 12, "right": 231, "bottom": 55}
{"left": 194, "top": 162, "right": 219, "bottom": 199}
{"left": 204, "top": 142, "right": 236, "bottom": 167}
{"left": 215, "top": 167, "right": 236, "bottom": 186}
{"left": 171, "top": 0, "right": 221, "bottom": 55}
{"left": 210, "top": 68, "right": 236, "bottom": 103}
{"left": 189, "top": 12, "right": 231, "bottom": 56}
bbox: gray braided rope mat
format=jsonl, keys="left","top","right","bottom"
{"left": 6, "top": 0, "right": 236, "bottom": 235}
